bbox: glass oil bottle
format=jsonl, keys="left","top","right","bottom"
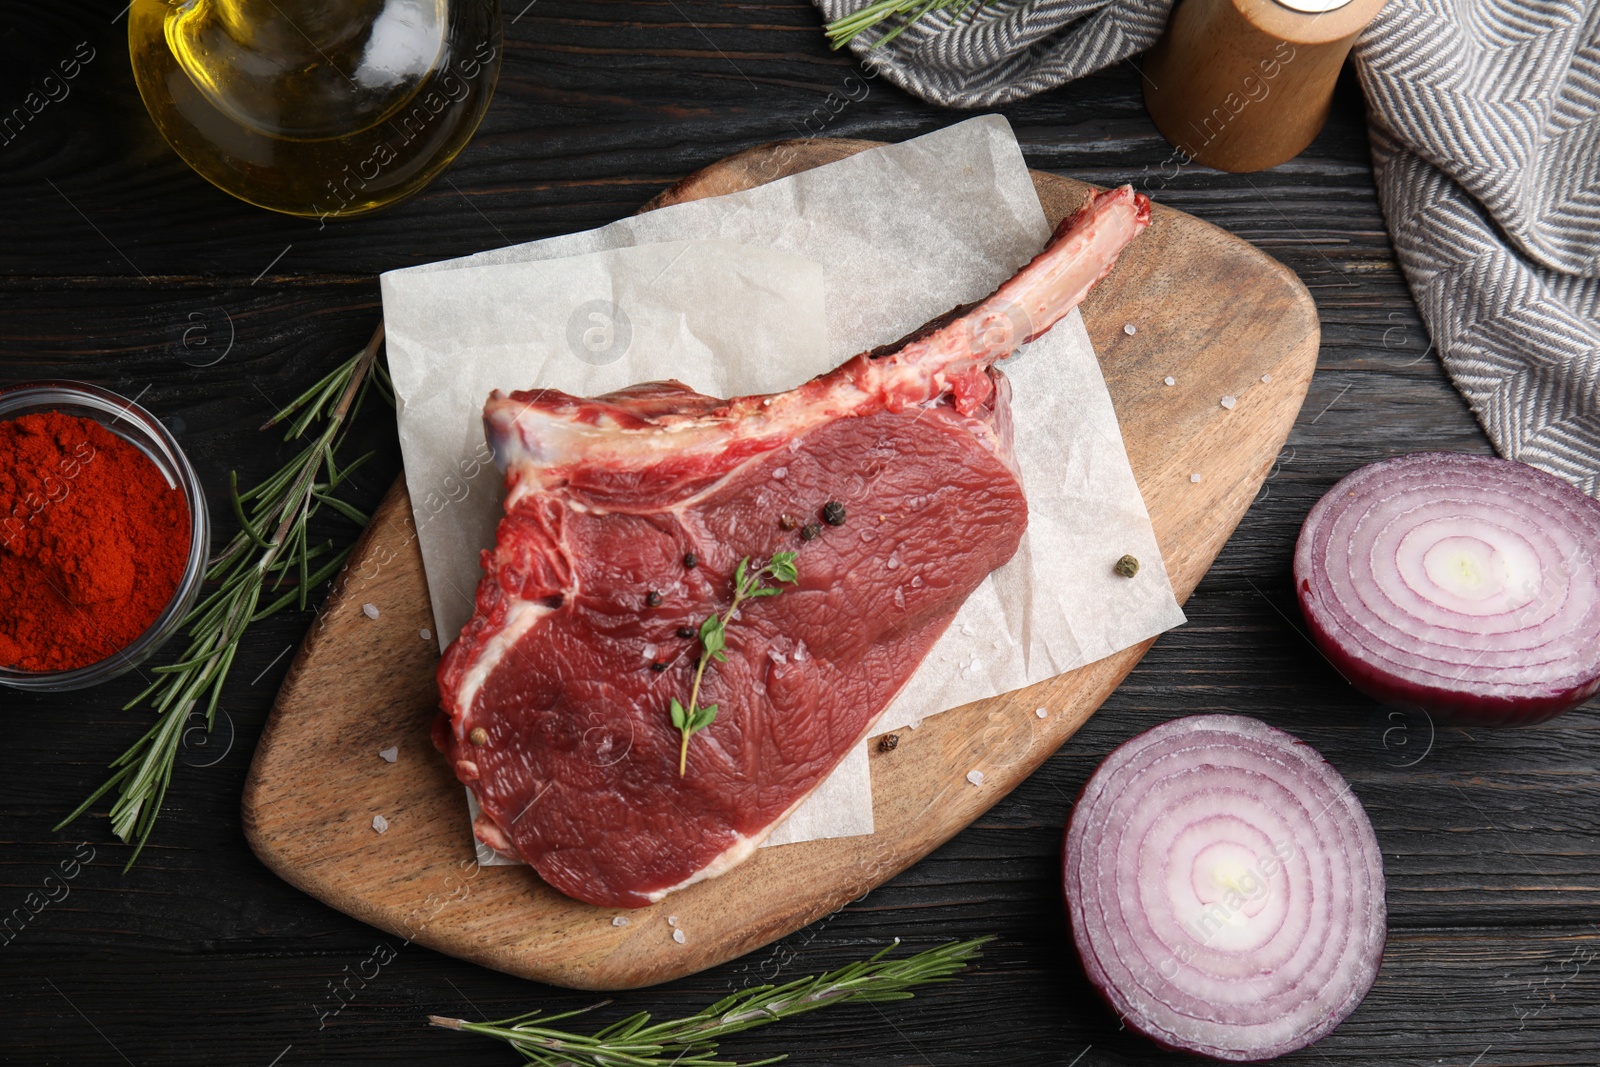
{"left": 128, "top": 0, "right": 502, "bottom": 219}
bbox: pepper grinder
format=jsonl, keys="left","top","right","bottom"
{"left": 1142, "top": 0, "right": 1386, "bottom": 173}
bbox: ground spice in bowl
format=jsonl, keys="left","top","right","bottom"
{"left": 0, "top": 411, "right": 192, "bottom": 672}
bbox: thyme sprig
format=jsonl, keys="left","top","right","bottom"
{"left": 56, "top": 323, "right": 391, "bottom": 868}
{"left": 824, "top": 0, "right": 993, "bottom": 50}
{"left": 430, "top": 936, "right": 990, "bottom": 1067}
{"left": 672, "top": 551, "right": 799, "bottom": 776}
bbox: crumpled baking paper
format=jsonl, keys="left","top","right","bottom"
{"left": 380, "top": 114, "right": 1185, "bottom": 863}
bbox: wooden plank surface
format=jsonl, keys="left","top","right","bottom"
{"left": 5, "top": 1, "right": 1598, "bottom": 1063}
{"left": 239, "top": 144, "right": 1318, "bottom": 989}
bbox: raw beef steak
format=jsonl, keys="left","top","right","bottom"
{"left": 436, "top": 186, "right": 1151, "bottom": 908}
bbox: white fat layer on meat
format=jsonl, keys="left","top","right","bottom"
{"left": 646, "top": 831, "right": 758, "bottom": 901}
{"left": 646, "top": 738, "right": 855, "bottom": 899}
{"left": 452, "top": 600, "right": 556, "bottom": 727}
{"left": 648, "top": 664, "right": 918, "bottom": 898}
{"left": 497, "top": 388, "right": 864, "bottom": 511}
{"left": 500, "top": 389, "right": 1005, "bottom": 520}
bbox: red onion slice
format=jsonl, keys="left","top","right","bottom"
{"left": 1295, "top": 453, "right": 1600, "bottom": 725}
{"left": 1064, "top": 715, "right": 1385, "bottom": 1062}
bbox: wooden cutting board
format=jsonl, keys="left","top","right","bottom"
{"left": 242, "top": 138, "right": 1319, "bottom": 990}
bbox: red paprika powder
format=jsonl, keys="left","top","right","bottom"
{"left": 0, "top": 411, "right": 191, "bottom": 672}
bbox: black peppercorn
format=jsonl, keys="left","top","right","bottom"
{"left": 650, "top": 660, "right": 668, "bottom": 672}
{"left": 683, "top": 552, "right": 698, "bottom": 568}
{"left": 645, "top": 590, "right": 663, "bottom": 607}
{"left": 822, "top": 501, "right": 846, "bottom": 526}
{"left": 1113, "top": 554, "right": 1140, "bottom": 579}
{"left": 677, "top": 627, "right": 695, "bottom": 639}
{"left": 878, "top": 733, "right": 900, "bottom": 753}
{"left": 800, "top": 522, "right": 820, "bottom": 541}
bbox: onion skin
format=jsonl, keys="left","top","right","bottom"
{"left": 1295, "top": 453, "right": 1600, "bottom": 727}
{"left": 1063, "top": 715, "right": 1386, "bottom": 1063}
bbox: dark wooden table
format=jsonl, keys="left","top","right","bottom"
{"left": 4, "top": 4, "right": 1597, "bottom": 1065}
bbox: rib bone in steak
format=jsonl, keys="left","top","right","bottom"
{"left": 435, "top": 186, "right": 1151, "bottom": 908}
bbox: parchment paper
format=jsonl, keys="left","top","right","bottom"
{"left": 380, "top": 115, "right": 1186, "bottom": 863}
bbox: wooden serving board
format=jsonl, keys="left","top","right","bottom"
{"left": 242, "top": 139, "right": 1319, "bottom": 990}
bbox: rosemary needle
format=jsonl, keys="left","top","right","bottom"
{"left": 430, "top": 936, "right": 991, "bottom": 1067}
{"left": 824, "top": 0, "right": 993, "bottom": 50}
{"left": 55, "top": 322, "right": 391, "bottom": 868}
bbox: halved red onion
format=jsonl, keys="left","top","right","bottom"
{"left": 1063, "top": 715, "right": 1385, "bottom": 1062}
{"left": 1295, "top": 453, "right": 1600, "bottom": 726}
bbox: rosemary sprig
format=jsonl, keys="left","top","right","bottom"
{"left": 430, "top": 936, "right": 991, "bottom": 1067}
{"left": 55, "top": 322, "right": 390, "bottom": 868}
{"left": 825, "top": 0, "right": 992, "bottom": 49}
{"left": 672, "top": 551, "right": 799, "bottom": 776}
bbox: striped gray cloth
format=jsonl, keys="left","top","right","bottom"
{"left": 819, "top": 0, "right": 1600, "bottom": 496}
{"left": 814, "top": 0, "right": 1174, "bottom": 108}
{"left": 1357, "top": 3, "right": 1600, "bottom": 497}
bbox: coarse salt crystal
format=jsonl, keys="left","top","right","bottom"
{"left": 667, "top": 915, "right": 678, "bottom": 927}
{"left": 361, "top": 603, "right": 379, "bottom": 619}
{"left": 673, "top": 929, "right": 686, "bottom": 944}
{"left": 1220, "top": 396, "right": 1237, "bottom": 410}
{"left": 371, "top": 814, "right": 389, "bottom": 834}
{"left": 612, "top": 916, "right": 629, "bottom": 927}
{"left": 378, "top": 746, "right": 398, "bottom": 763}
{"left": 1261, "top": 373, "right": 1272, "bottom": 383}
{"left": 1035, "top": 708, "right": 1048, "bottom": 719}
{"left": 1163, "top": 375, "right": 1176, "bottom": 386}
{"left": 1190, "top": 472, "right": 1202, "bottom": 483}
{"left": 1123, "top": 323, "right": 1136, "bottom": 335}
{"left": 420, "top": 628, "right": 432, "bottom": 641}
{"left": 966, "top": 769, "right": 985, "bottom": 787}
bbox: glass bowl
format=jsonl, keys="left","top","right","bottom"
{"left": 0, "top": 381, "right": 211, "bottom": 692}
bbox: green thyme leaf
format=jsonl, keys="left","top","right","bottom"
{"left": 671, "top": 550, "right": 801, "bottom": 776}
{"left": 690, "top": 704, "right": 718, "bottom": 732}
{"left": 769, "top": 552, "right": 799, "bottom": 584}
{"left": 701, "top": 618, "right": 726, "bottom": 658}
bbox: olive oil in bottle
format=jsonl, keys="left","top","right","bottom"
{"left": 128, "top": 0, "right": 502, "bottom": 219}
